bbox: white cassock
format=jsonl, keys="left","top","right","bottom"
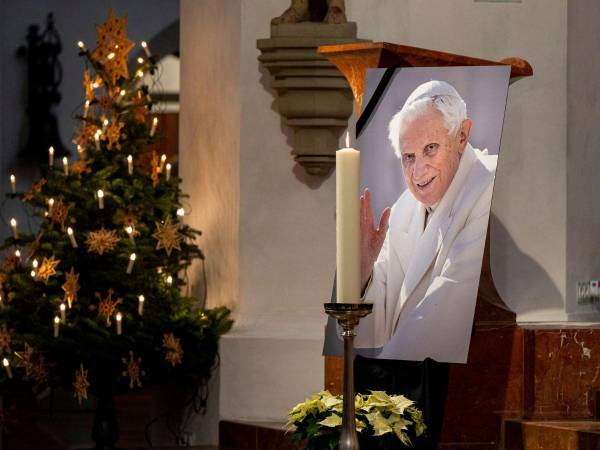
{"left": 354, "top": 143, "right": 497, "bottom": 364}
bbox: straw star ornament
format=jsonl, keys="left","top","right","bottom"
{"left": 73, "top": 364, "right": 91, "bottom": 404}
{"left": 36, "top": 256, "right": 60, "bottom": 283}
{"left": 91, "top": 10, "right": 135, "bottom": 85}
{"left": 62, "top": 267, "right": 81, "bottom": 308}
{"left": 163, "top": 333, "right": 183, "bottom": 367}
{"left": 86, "top": 228, "right": 119, "bottom": 255}
{"left": 122, "top": 351, "right": 143, "bottom": 388}
{"left": 153, "top": 216, "right": 183, "bottom": 256}
{"left": 93, "top": 289, "right": 123, "bottom": 326}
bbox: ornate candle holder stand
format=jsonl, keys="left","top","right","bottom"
{"left": 324, "top": 302, "right": 373, "bottom": 450}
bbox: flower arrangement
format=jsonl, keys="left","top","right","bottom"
{"left": 287, "top": 390, "right": 426, "bottom": 450}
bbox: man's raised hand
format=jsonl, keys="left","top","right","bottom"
{"left": 360, "top": 188, "right": 391, "bottom": 290}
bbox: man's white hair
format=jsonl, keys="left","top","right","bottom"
{"left": 388, "top": 80, "right": 467, "bottom": 158}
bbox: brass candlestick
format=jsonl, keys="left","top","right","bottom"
{"left": 324, "top": 302, "right": 373, "bottom": 450}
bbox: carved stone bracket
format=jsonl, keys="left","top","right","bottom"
{"left": 257, "top": 23, "right": 368, "bottom": 176}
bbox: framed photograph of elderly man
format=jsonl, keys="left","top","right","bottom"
{"left": 324, "top": 65, "right": 511, "bottom": 364}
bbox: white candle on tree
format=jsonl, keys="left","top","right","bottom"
{"left": 127, "top": 155, "right": 133, "bottom": 175}
{"left": 141, "top": 41, "right": 151, "bottom": 57}
{"left": 150, "top": 117, "right": 158, "bottom": 137}
{"left": 166, "top": 163, "right": 172, "bottom": 181}
{"left": 48, "top": 146, "right": 55, "bottom": 166}
{"left": 10, "top": 218, "right": 18, "bottom": 240}
{"left": 94, "top": 130, "right": 101, "bottom": 151}
{"left": 48, "top": 198, "right": 55, "bottom": 215}
{"left": 67, "top": 227, "right": 78, "bottom": 248}
{"left": 97, "top": 190, "right": 104, "bottom": 209}
{"left": 63, "top": 157, "right": 69, "bottom": 175}
{"left": 3, "top": 358, "right": 12, "bottom": 379}
{"left": 83, "top": 100, "right": 90, "bottom": 118}
{"left": 160, "top": 154, "right": 167, "bottom": 172}
{"left": 138, "top": 295, "right": 145, "bottom": 315}
{"left": 10, "top": 174, "right": 16, "bottom": 194}
{"left": 116, "top": 312, "right": 122, "bottom": 335}
{"left": 53, "top": 316, "right": 60, "bottom": 337}
{"left": 60, "top": 303, "right": 66, "bottom": 323}
{"left": 126, "top": 253, "right": 136, "bottom": 274}
{"left": 125, "top": 226, "right": 135, "bottom": 243}
{"left": 336, "top": 132, "right": 361, "bottom": 303}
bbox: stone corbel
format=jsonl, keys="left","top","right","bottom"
{"left": 257, "top": 23, "right": 368, "bottom": 176}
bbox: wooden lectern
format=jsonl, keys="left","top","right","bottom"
{"left": 318, "top": 42, "right": 533, "bottom": 449}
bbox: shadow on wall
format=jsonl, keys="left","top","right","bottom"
{"left": 490, "top": 212, "right": 563, "bottom": 317}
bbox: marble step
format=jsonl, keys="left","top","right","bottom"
{"left": 504, "top": 419, "right": 600, "bottom": 450}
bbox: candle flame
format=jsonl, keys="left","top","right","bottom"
{"left": 54, "top": 316, "right": 60, "bottom": 324}
{"left": 2, "top": 358, "right": 8, "bottom": 367}
{"left": 138, "top": 295, "right": 145, "bottom": 302}
{"left": 345, "top": 131, "right": 350, "bottom": 148}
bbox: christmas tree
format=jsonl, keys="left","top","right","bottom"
{"left": 0, "top": 10, "right": 232, "bottom": 414}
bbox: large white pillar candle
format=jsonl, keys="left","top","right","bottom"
{"left": 336, "top": 135, "right": 361, "bottom": 303}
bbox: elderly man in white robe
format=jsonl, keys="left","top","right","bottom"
{"left": 354, "top": 80, "right": 497, "bottom": 449}
{"left": 356, "top": 80, "right": 496, "bottom": 362}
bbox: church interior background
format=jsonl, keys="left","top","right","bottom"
{"left": 0, "top": 0, "right": 599, "bottom": 449}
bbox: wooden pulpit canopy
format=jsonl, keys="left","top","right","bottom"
{"left": 318, "top": 42, "right": 533, "bottom": 324}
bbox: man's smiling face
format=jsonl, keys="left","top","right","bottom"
{"left": 398, "top": 107, "right": 469, "bottom": 207}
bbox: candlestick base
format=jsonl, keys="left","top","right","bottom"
{"left": 324, "top": 302, "right": 372, "bottom": 450}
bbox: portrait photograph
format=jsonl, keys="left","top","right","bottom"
{"left": 325, "top": 65, "right": 511, "bottom": 364}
